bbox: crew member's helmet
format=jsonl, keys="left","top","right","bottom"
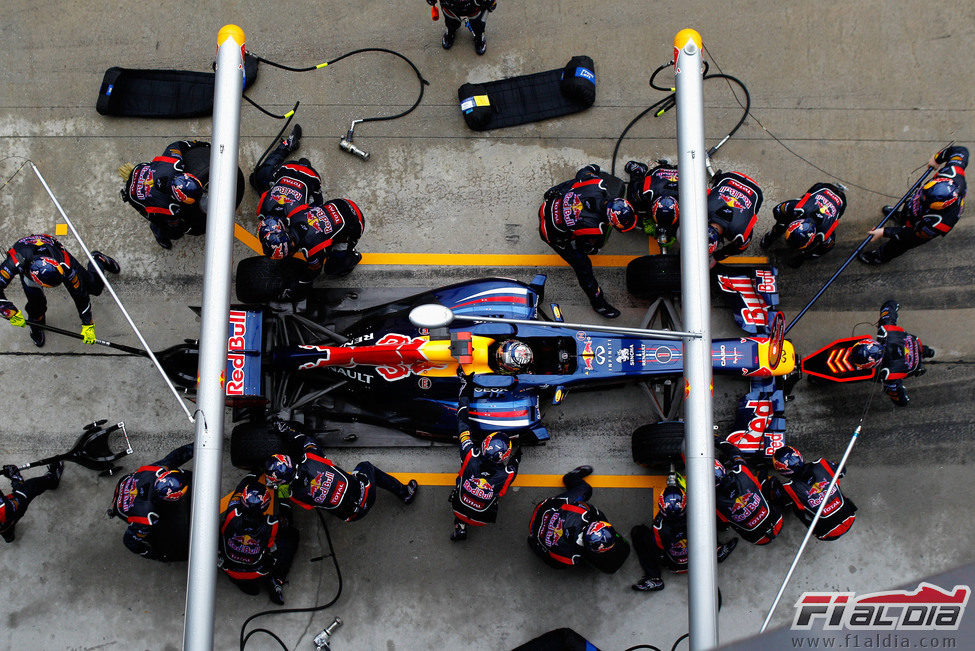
{"left": 28, "top": 256, "right": 65, "bottom": 288}
{"left": 921, "top": 177, "right": 961, "bottom": 211}
{"left": 707, "top": 226, "right": 721, "bottom": 255}
{"left": 258, "top": 216, "right": 295, "bottom": 260}
{"left": 584, "top": 520, "right": 618, "bottom": 553}
{"left": 652, "top": 195, "right": 680, "bottom": 231}
{"left": 713, "top": 459, "right": 728, "bottom": 484}
{"left": 264, "top": 454, "right": 296, "bottom": 488}
{"left": 171, "top": 173, "right": 203, "bottom": 204}
{"left": 496, "top": 339, "right": 533, "bottom": 374}
{"left": 658, "top": 485, "right": 687, "bottom": 519}
{"left": 238, "top": 480, "right": 272, "bottom": 515}
{"left": 784, "top": 219, "right": 816, "bottom": 250}
{"left": 153, "top": 469, "right": 190, "bottom": 502}
{"left": 606, "top": 198, "right": 637, "bottom": 233}
{"left": 481, "top": 432, "right": 513, "bottom": 465}
{"left": 772, "top": 445, "right": 805, "bottom": 476}
{"left": 850, "top": 340, "right": 884, "bottom": 369}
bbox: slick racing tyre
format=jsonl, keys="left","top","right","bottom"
{"left": 632, "top": 420, "right": 684, "bottom": 468}
{"left": 235, "top": 256, "right": 303, "bottom": 304}
{"left": 626, "top": 254, "right": 682, "bottom": 299}
{"left": 230, "top": 422, "right": 291, "bottom": 470}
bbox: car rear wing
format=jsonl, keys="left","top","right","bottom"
{"left": 225, "top": 308, "right": 265, "bottom": 407}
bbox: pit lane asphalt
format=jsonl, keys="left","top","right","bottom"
{"left": 1, "top": 1, "right": 974, "bottom": 649}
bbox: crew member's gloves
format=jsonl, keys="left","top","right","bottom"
{"left": 8, "top": 311, "right": 26, "bottom": 327}
{"left": 487, "top": 0, "right": 497, "bottom": 11}
{"left": 1, "top": 300, "right": 24, "bottom": 324}
{"left": 81, "top": 324, "right": 96, "bottom": 344}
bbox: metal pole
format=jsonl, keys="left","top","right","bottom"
{"left": 449, "top": 313, "right": 701, "bottom": 340}
{"left": 760, "top": 425, "right": 861, "bottom": 632}
{"left": 674, "top": 29, "right": 719, "bottom": 650}
{"left": 183, "top": 24, "right": 245, "bottom": 651}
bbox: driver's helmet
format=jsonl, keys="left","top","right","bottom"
{"left": 171, "top": 173, "right": 203, "bottom": 205}
{"left": 496, "top": 339, "right": 533, "bottom": 374}
{"left": 584, "top": 520, "right": 618, "bottom": 553}
{"left": 850, "top": 340, "right": 884, "bottom": 369}
{"left": 784, "top": 219, "right": 816, "bottom": 250}
{"left": 707, "top": 226, "right": 721, "bottom": 255}
{"left": 264, "top": 454, "right": 296, "bottom": 488}
{"left": 153, "top": 469, "right": 190, "bottom": 502}
{"left": 652, "top": 195, "right": 679, "bottom": 231}
{"left": 258, "top": 216, "right": 295, "bottom": 260}
{"left": 606, "top": 198, "right": 637, "bottom": 233}
{"left": 28, "top": 256, "right": 66, "bottom": 288}
{"left": 772, "top": 445, "right": 804, "bottom": 476}
{"left": 481, "top": 432, "right": 513, "bottom": 465}
{"left": 657, "top": 485, "right": 687, "bottom": 519}
{"left": 713, "top": 459, "right": 728, "bottom": 484}
{"left": 237, "top": 480, "right": 272, "bottom": 515}
{"left": 921, "top": 176, "right": 961, "bottom": 212}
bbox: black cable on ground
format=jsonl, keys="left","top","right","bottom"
{"left": 624, "top": 645, "right": 662, "bottom": 651}
{"left": 252, "top": 104, "right": 301, "bottom": 174}
{"left": 671, "top": 633, "right": 689, "bottom": 650}
{"left": 239, "top": 510, "right": 343, "bottom": 650}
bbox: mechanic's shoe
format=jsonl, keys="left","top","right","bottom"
{"left": 624, "top": 160, "right": 649, "bottom": 178}
{"left": 297, "top": 157, "right": 312, "bottom": 167}
{"left": 441, "top": 30, "right": 455, "bottom": 49}
{"left": 474, "top": 34, "right": 486, "bottom": 55}
{"left": 881, "top": 205, "right": 896, "bottom": 216}
{"left": 759, "top": 232, "right": 775, "bottom": 250}
{"left": 2, "top": 465, "right": 23, "bottom": 483}
{"left": 922, "top": 345, "right": 936, "bottom": 359}
{"left": 28, "top": 316, "right": 45, "bottom": 348}
{"left": 283, "top": 124, "right": 302, "bottom": 154}
{"left": 329, "top": 251, "right": 362, "bottom": 278}
{"left": 562, "top": 465, "right": 594, "bottom": 488}
{"left": 590, "top": 297, "right": 621, "bottom": 319}
{"left": 149, "top": 223, "right": 173, "bottom": 250}
{"left": 47, "top": 461, "right": 65, "bottom": 489}
{"left": 401, "top": 479, "right": 419, "bottom": 505}
{"left": 632, "top": 576, "right": 665, "bottom": 592}
{"left": 879, "top": 300, "right": 899, "bottom": 323}
{"left": 91, "top": 251, "right": 120, "bottom": 275}
{"left": 717, "top": 537, "right": 739, "bottom": 563}
{"left": 267, "top": 577, "right": 285, "bottom": 605}
{"left": 856, "top": 249, "right": 883, "bottom": 266}
{"left": 450, "top": 521, "right": 468, "bottom": 543}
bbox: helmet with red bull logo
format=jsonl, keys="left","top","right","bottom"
{"left": 171, "top": 173, "right": 203, "bottom": 204}
{"left": 264, "top": 454, "right": 296, "bottom": 488}
{"left": 258, "top": 216, "right": 296, "bottom": 260}
{"left": 921, "top": 176, "right": 961, "bottom": 211}
{"left": 657, "top": 485, "right": 687, "bottom": 519}
{"left": 850, "top": 340, "right": 884, "bottom": 369}
{"left": 651, "top": 195, "right": 679, "bottom": 231}
{"left": 772, "top": 445, "right": 804, "bottom": 476}
{"left": 606, "top": 198, "right": 637, "bottom": 233}
{"left": 584, "top": 520, "right": 618, "bottom": 553}
{"left": 713, "top": 459, "right": 728, "bottom": 484}
{"left": 481, "top": 432, "right": 513, "bottom": 465}
{"left": 707, "top": 226, "right": 721, "bottom": 255}
{"left": 153, "top": 469, "right": 189, "bottom": 502}
{"left": 28, "top": 256, "right": 66, "bottom": 288}
{"left": 238, "top": 480, "right": 272, "bottom": 515}
{"left": 784, "top": 219, "right": 816, "bottom": 250}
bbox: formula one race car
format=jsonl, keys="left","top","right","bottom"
{"left": 181, "top": 258, "right": 796, "bottom": 468}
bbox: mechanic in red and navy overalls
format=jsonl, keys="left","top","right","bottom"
{"left": 859, "top": 145, "right": 967, "bottom": 265}
{"left": 624, "top": 159, "right": 680, "bottom": 242}
{"left": 219, "top": 476, "right": 297, "bottom": 604}
{"left": 249, "top": 125, "right": 316, "bottom": 207}
{"left": 120, "top": 140, "right": 208, "bottom": 249}
{"left": 426, "top": 0, "right": 497, "bottom": 55}
{"left": 449, "top": 372, "right": 521, "bottom": 542}
{"left": 0, "top": 234, "right": 119, "bottom": 347}
{"left": 263, "top": 420, "right": 418, "bottom": 522}
{"left": 527, "top": 465, "right": 630, "bottom": 573}
{"left": 539, "top": 164, "right": 637, "bottom": 318}
{"left": 707, "top": 171, "right": 764, "bottom": 263}
{"left": 1, "top": 461, "right": 63, "bottom": 543}
{"left": 714, "top": 441, "right": 783, "bottom": 545}
{"left": 107, "top": 443, "right": 193, "bottom": 562}
{"left": 771, "top": 446, "right": 857, "bottom": 541}
{"left": 759, "top": 182, "right": 847, "bottom": 268}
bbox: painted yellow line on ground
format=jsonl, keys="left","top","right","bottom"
{"left": 235, "top": 222, "right": 263, "bottom": 254}
{"left": 390, "top": 472, "right": 667, "bottom": 492}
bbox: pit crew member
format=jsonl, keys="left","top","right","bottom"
{"left": 624, "top": 159, "right": 680, "bottom": 242}
{"left": 759, "top": 182, "right": 847, "bottom": 268}
{"left": 714, "top": 441, "right": 783, "bottom": 545}
{"left": 771, "top": 446, "right": 857, "bottom": 541}
{"left": 707, "top": 171, "right": 764, "bottom": 263}
{"left": 426, "top": 0, "right": 497, "bottom": 55}
{"left": 1, "top": 461, "right": 63, "bottom": 543}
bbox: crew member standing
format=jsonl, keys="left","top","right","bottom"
{"left": 426, "top": 0, "right": 497, "bottom": 55}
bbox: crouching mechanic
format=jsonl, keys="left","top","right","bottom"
{"left": 0, "top": 234, "right": 120, "bottom": 347}
{"left": 630, "top": 483, "right": 738, "bottom": 592}
{"left": 1, "top": 461, "right": 63, "bottom": 543}
{"left": 219, "top": 477, "right": 297, "bottom": 605}
{"left": 714, "top": 441, "right": 783, "bottom": 545}
{"left": 539, "top": 164, "right": 637, "bottom": 318}
{"left": 120, "top": 140, "right": 209, "bottom": 249}
{"left": 264, "top": 420, "right": 418, "bottom": 522}
{"left": 771, "top": 446, "right": 857, "bottom": 541}
{"left": 707, "top": 171, "right": 764, "bottom": 263}
{"left": 759, "top": 182, "right": 847, "bottom": 268}
{"left": 859, "top": 145, "right": 968, "bottom": 265}
{"left": 107, "top": 443, "right": 193, "bottom": 562}
{"left": 527, "top": 465, "right": 630, "bottom": 573}
{"left": 449, "top": 371, "right": 521, "bottom": 542}
{"left": 624, "top": 159, "right": 680, "bottom": 243}
{"left": 848, "top": 300, "right": 934, "bottom": 406}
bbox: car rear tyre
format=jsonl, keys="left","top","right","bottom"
{"left": 632, "top": 420, "right": 685, "bottom": 468}
{"left": 235, "top": 256, "right": 303, "bottom": 304}
{"left": 626, "top": 254, "right": 682, "bottom": 299}
{"left": 230, "top": 421, "right": 290, "bottom": 470}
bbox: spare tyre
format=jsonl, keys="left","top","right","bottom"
{"left": 560, "top": 55, "right": 596, "bottom": 107}
{"left": 235, "top": 256, "right": 302, "bottom": 304}
{"left": 626, "top": 254, "right": 682, "bottom": 299}
{"left": 632, "top": 421, "right": 685, "bottom": 468}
